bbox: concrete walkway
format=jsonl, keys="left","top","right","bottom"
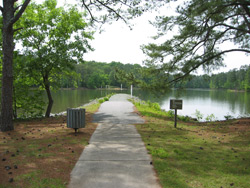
{"left": 68, "top": 94, "right": 161, "bottom": 188}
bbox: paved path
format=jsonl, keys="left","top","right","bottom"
{"left": 68, "top": 94, "right": 161, "bottom": 188}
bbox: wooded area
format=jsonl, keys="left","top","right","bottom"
{"left": 1, "top": 0, "right": 249, "bottom": 131}
{"left": 62, "top": 62, "right": 250, "bottom": 91}
{"left": 175, "top": 65, "right": 250, "bottom": 91}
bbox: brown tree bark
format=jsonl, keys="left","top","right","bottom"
{"left": 43, "top": 74, "right": 53, "bottom": 118}
{"left": 0, "top": 0, "right": 31, "bottom": 132}
{"left": 0, "top": 1, "right": 15, "bottom": 131}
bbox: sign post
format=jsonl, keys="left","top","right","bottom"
{"left": 170, "top": 99, "right": 183, "bottom": 128}
{"left": 131, "top": 85, "right": 133, "bottom": 97}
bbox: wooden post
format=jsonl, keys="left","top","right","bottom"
{"left": 174, "top": 109, "right": 177, "bottom": 128}
{"left": 131, "top": 85, "right": 133, "bottom": 97}
{"left": 170, "top": 99, "right": 183, "bottom": 128}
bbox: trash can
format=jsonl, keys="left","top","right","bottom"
{"left": 67, "top": 108, "right": 85, "bottom": 133}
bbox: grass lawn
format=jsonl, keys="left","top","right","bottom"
{"left": 133, "top": 100, "right": 250, "bottom": 188}
{"left": 0, "top": 103, "right": 100, "bottom": 188}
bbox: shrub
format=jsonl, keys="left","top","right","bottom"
{"left": 205, "top": 114, "right": 217, "bottom": 122}
{"left": 98, "top": 99, "right": 104, "bottom": 103}
{"left": 224, "top": 114, "right": 234, "bottom": 120}
{"left": 194, "top": 110, "right": 203, "bottom": 121}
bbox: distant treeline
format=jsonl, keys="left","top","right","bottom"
{"left": 60, "top": 61, "right": 250, "bottom": 91}
{"left": 60, "top": 61, "right": 141, "bottom": 89}
{"left": 175, "top": 65, "right": 250, "bottom": 91}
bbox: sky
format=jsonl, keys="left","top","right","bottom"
{"left": 1, "top": 0, "right": 249, "bottom": 73}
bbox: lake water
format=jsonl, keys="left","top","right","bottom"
{"left": 48, "top": 89, "right": 250, "bottom": 121}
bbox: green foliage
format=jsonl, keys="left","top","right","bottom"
{"left": 176, "top": 65, "right": 250, "bottom": 91}
{"left": 98, "top": 93, "right": 114, "bottom": 104}
{"left": 12, "top": 53, "right": 45, "bottom": 119}
{"left": 98, "top": 99, "right": 105, "bottom": 104}
{"left": 194, "top": 110, "right": 203, "bottom": 121}
{"left": 224, "top": 114, "right": 234, "bottom": 120}
{"left": 142, "top": 0, "right": 250, "bottom": 85}
{"left": 73, "top": 61, "right": 144, "bottom": 89}
{"left": 78, "top": 0, "right": 160, "bottom": 25}
{"left": 132, "top": 99, "right": 190, "bottom": 121}
{"left": 205, "top": 114, "right": 217, "bottom": 122}
{"left": 66, "top": 60, "right": 250, "bottom": 91}
{"left": 15, "top": 0, "right": 93, "bottom": 117}
{"left": 178, "top": 115, "right": 191, "bottom": 122}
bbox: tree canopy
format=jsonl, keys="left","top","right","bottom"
{"left": 0, "top": 0, "right": 160, "bottom": 131}
{"left": 142, "top": 0, "right": 250, "bottom": 84}
{"left": 15, "top": 0, "right": 94, "bottom": 117}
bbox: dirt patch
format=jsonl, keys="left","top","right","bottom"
{"left": 0, "top": 112, "right": 97, "bottom": 187}
{"left": 229, "top": 118, "right": 250, "bottom": 132}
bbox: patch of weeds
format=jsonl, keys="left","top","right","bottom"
{"left": 98, "top": 99, "right": 104, "bottom": 103}
{"left": 224, "top": 114, "right": 234, "bottom": 120}
{"left": 16, "top": 171, "right": 65, "bottom": 188}
{"left": 84, "top": 103, "right": 100, "bottom": 113}
{"left": 194, "top": 109, "right": 203, "bottom": 121}
{"left": 150, "top": 148, "right": 168, "bottom": 158}
{"left": 205, "top": 114, "right": 217, "bottom": 122}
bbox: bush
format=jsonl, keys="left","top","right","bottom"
{"left": 205, "top": 114, "right": 217, "bottom": 122}
{"left": 224, "top": 114, "right": 234, "bottom": 120}
{"left": 166, "top": 110, "right": 175, "bottom": 118}
{"left": 194, "top": 110, "right": 203, "bottom": 121}
{"left": 98, "top": 99, "right": 104, "bottom": 103}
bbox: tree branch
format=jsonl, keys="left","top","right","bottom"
{"left": 9, "top": 0, "right": 31, "bottom": 27}
{"left": 0, "top": 6, "right": 3, "bottom": 13}
{"left": 168, "top": 49, "right": 250, "bottom": 84}
{"left": 95, "top": 0, "right": 127, "bottom": 23}
{"left": 81, "top": 1, "right": 99, "bottom": 23}
{"left": 13, "top": 27, "right": 23, "bottom": 33}
{"left": 14, "top": 5, "right": 22, "bottom": 13}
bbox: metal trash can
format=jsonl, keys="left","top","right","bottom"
{"left": 67, "top": 108, "right": 85, "bottom": 133}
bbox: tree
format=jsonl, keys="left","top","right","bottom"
{"left": 245, "top": 67, "right": 250, "bottom": 91}
{"left": 12, "top": 52, "right": 45, "bottom": 119}
{"left": 142, "top": 0, "right": 250, "bottom": 85}
{"left": 78, "top": 0, "right": 161, "bottom": 24}
{"left": 0, "top": 0, "right": 160, "bottom": 131}
{"left": 16, "top": 0, "right": 93, "bottom": 117}
{"left": 0, "top": 0, "right": 31, "bottom": 132}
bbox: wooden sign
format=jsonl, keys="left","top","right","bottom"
{"left": 170, "top": 99, "right": 183, "bottom": 110}
{"left": 170, "top": 99, "right": 183, "bottom": 128}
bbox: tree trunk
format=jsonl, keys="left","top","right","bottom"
{"left": 43, "top": 75, "right": 53, "bottom": 118}
{"left": 1, "top": 2, "right": 15, "bottom": 132}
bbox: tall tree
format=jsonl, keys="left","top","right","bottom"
{"left": 79, "top": 0, "right": 161, "bottom": 24}
{"left": 16, "top": 0, "right": 93, "bottom": 117}
{"left": 0, "top": 0, "right": 31, "bottom": 132}
{"left": 142, "top": 0, "right": 250, "bottom": 85}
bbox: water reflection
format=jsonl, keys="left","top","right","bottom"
{"left": 45, "top": 89, "right": 250, "bottom": 120}
{"left": 133, "top": 89, "right": 250, "bottom": 120}
{"left": 43, "top": 89, "right": 125, "bottom": 114}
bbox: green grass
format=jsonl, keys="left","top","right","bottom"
{"left": 84, "top": 103, "right": 100, "bottom": 113}
{"left": 133, "top": 100, "right": 250, "bottom": 188}
{"left": 16, "top": 171, "right": 65, "bottom": 188}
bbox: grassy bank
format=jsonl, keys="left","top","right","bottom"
{"left": 0, "top": 102, "right": 101, "bottom": 188}
{"left": 132, "top": 100, "right": 250, "bottom": 188}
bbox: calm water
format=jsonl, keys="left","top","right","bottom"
{"left": 47, "top": 89, "right": 250, "bottom": 120}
